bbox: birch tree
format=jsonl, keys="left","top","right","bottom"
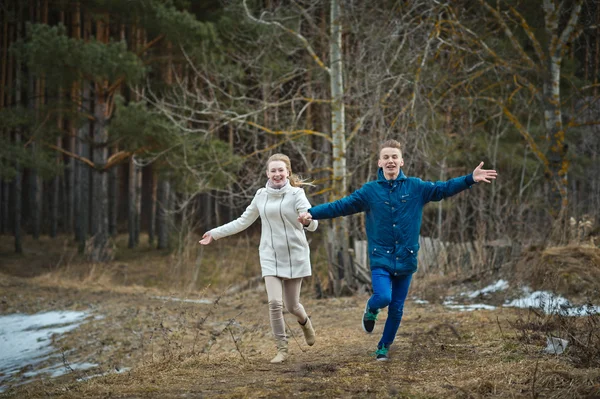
{"left": 239, "top": 0, "right": 353, "bottom": 294}
{"left": 438, "top": 0, "right": 589, "bottom": 241}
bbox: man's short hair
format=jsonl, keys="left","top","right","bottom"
{"left": 379, "top": 139, "right": 402, "bottom": 153}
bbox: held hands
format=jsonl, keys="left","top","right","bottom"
{"left": 472, "top": 162, "right": 498, "bottom": 183}
{"left": 198, "top": 232, "right": 214, "bottom": 245}
{"left": 298, "top": 212, "right": 312, "bottom": 226}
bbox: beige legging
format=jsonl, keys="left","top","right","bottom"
{"left": 264, "top": 276, "right": 308, "bottom": 341}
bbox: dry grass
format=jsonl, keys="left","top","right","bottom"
{"left": 515, "top": 245, "right": 600, "bottom": 302}
{"left": 1, "top": 234, "right": 600, "bottom": 398}
{"left": 410, "top": 271, "right": 458, "bottom": 305}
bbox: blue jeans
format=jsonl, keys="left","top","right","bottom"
{"left": 367, "top": 268, "right": 413, "bottom": 348}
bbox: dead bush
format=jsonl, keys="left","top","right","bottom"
{"left": 510, "top": 306, "right": 600, "bottom": 369}
{"left": 514, "top": 245, "right": 600, "bottom": 302}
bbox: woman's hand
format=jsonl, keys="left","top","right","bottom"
{"left": 298, "top": 212, "right": 312, "bottom": 226}
{"left": 199, "top": 232, "right": 214, "bottom": 245}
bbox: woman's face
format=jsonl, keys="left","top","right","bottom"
{"left": 266, "top": 160, "right": 289, "bottom": 186}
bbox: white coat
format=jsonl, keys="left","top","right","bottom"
{"left": 210, "top": 182, "right": 318, "bottom": 279}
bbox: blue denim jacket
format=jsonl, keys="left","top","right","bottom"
{"left": 309, "top": 168, "right": 476, "bottom": 276}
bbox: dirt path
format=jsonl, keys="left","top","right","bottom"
{"left": 1, "top": 272, "right": 572, "bottom": 399}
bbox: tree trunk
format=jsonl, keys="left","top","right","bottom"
{"left": 90, "top": 96, "right": 111, "bottom": 261}
{"left": 135, "top": 164, "right": 142, "bottom": 243}
{"left": 543, "top": 56, "right": 568, "bottom": 218}
{"left": 0, "top": 2, "right": 7, "bottom": 111}
{"left": 148, "top": 168, "right": 157, "bottom": 245}
{"left": 156, "top": 176, "right": 170, "bottom": 249}
{"left": 128, "top": 24, "right": 143, "bottom": 248}
{"left": 51, "top": 94, "right": 64, "bottom": 237}
{"left": 51, "top": 138, "right": 61, "bottom": 237}
{"left": 76, "top": 13, "right": 93, "bottom": 252}
{"left": 76, "top": 82, "right": 91, "bottom": 253}
{"left": 108, "top": 151, "right": 118, "bottom": 236}
{"left": 87, "top": 15, "right": 113, "bottom": 261}
{"left": 542, "top": 0, "right": 583, "bottom": 240}
{"left": 28, "top": 0, "right": 44, "bottom": 240}
{"left": 329, "top": 0, "right": 352, "bottom": 294}
{"left": 128, "top": 158, "right": 140, "bottom": 248}
{"left": 1, "top": 182, "right": 8, "bottom": 234}
{"left": 14, "top": 132, "right": 23, "bottom": 253}
{"left": 50, "top": 9, "right": 66, "bottom": 238}
{"left": 67, "top": 2, "right": 81, "bottom": 235}
{"left": 1, "top": 12, "right": 11, "bottom": 236}
{"left": 14, "top": 5, "right": 23, "bottom": 253}
{"left": 28, "top": 76, "right": 41, "bottom": 239}
{"left": 200, "top": 192, "right": 213, "bottom": 232}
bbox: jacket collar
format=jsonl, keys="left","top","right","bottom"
{"left": 265, "top": 180, "right": 292, "bottom": 195}
{"left": 377, "top": 167, "right": 407, "bottom": 183}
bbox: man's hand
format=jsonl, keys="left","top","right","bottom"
{"left": 472, "top": 162, "right": 497, "bottom": 183}
{"left": 298, "top": 212, "right": 312, "bottom": 226}
{"left": 199, "top": 232, "right": 214, "bottom": 245}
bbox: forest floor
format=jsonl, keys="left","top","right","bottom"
{"left": 0, "top": 233, "right": 599, "bottom": 399}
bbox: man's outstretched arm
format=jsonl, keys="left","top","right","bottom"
{"left": 422, "top": 161, "right": 497, "bottom": 203}
{"left": 298, "top": 188, "right": 368, "bottom": 224}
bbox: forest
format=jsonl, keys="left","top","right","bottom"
{"left": 0, "top": 0, "right": 599, "bottom": 398}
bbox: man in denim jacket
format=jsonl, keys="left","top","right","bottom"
{"left": 298, "top": 139, "right": 497, "bottom": 361}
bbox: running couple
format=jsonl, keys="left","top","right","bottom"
{"left": 202, "top": 140, "right": 498, "bottom": 363}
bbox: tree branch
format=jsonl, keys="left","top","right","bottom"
{"left": 556, "top": 0, "right": 584, "bottom": 60}
{"left": 243, "top": 0, "right": 330, "bottom": 75}
{"left": 245, "top": 120, "right": 331, "bottom": 142}
{"left": 508, "top": 5, "right": 546, "bottom": 65}
{"left": 477, "top": 0, "right": 537, "bottom": 70}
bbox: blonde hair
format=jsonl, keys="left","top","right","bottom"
{"left": 379, "top": 139, "right": 402, "bottom": 154}
{"left": 266, "top": 153, "right": 313, "bottom": 187}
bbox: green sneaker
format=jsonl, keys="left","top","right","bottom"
{"left": 362, "top": 301, "right": 379, "bottom": 334}
{"left": 375, "top": 345, "right": 389, "bottom": 361}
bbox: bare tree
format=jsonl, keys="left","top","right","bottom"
{"left": 437, "top": 0, "right": 591, "bottom": 242}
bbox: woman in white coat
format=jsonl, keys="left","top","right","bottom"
{"left": 199, "top": 153, "right": 318, "bottom": 363}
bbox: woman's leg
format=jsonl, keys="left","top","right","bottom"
{"left": 282, "top": 278, "right": 308, "bottom": 322}
{"left": 264, "top": 276, "right": 286, "bottom": 341}
{"left": 283, "top": 278, "right": 315, "bottom": 346}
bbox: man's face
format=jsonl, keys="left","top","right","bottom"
{"left": 378, "top": 147, "right": 404, "bottom": 179}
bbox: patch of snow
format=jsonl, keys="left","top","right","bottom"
{"left": 77, "top": 367, "right": 130, "bottom": 382}
{"left": 443, "top": 299, "right": 454, "bottom": 306}
{"left": 504, "top": 290, "right": 600, "bottom": 316}
{"left": 465, "top": 279, "right": 509, "bottom": 298}
{"left": 153, "top": 296, "right": 213, "bottom": 304}
{"left": 23, "top": 361, "right": 98, "bottom": 379}
{"left": 444, "top": 302, "right": 497, "bottom": 312}
{"left": 0, "top": 310, "right": 89, "bottom": 393}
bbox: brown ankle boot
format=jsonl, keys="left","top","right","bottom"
{"left": 299, "top": 317, "right": 315, "bottom": 346}
{"left": 270, "top": 339, "right": 288, "bottom": 363}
